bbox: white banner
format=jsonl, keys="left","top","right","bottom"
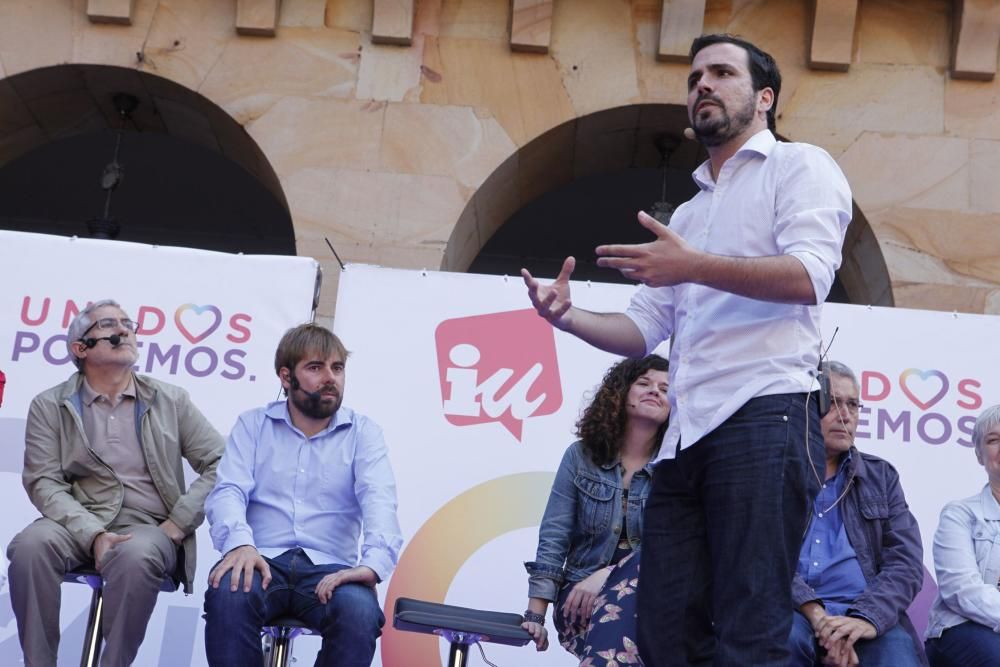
{"left": 0, "top": 231, "right": 318, "bottom": 666}
{"left": 333, "top": 264, "right": 1000, "bottom": 667}
{"left": 1, "top": 247, "right": 995, "bottom": 666}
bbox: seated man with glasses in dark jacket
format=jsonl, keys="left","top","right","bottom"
{"left": 789, "top": 360, "right": 927, "bottom": 667}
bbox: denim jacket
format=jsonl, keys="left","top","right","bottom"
{"left": 525, "top": 441, "right": 653, "bottom": 602}
{"left": 791, "top": 448, "right": 927, "bottom": 664}
{"left": 925, "top": 484, "right": 1000, "bottom": 639}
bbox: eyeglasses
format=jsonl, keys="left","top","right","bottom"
{"left": 82, "top": 317, "right": 137, "bottom": 336}
{"left": 831, "top": 396, "right": 864, "bottom": 414}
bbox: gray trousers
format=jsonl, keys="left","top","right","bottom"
{"left": 7, "top": 515, "right": 178, "bottom": 667}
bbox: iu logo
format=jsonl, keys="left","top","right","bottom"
{"left": 435, "top": 309, "right": 563, "bottom": 441}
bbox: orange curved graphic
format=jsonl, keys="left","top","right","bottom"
{"left": 381, "top": 472, "right": 554, "bottom": 666}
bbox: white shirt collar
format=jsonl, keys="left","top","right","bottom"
{"left": 692, "top": 129, "right": 776, "bottom": 191}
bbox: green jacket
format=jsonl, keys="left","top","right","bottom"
{"left": 22, "top": 372, "right": 224, "bottom": 593}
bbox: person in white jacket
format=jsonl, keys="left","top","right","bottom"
{"left": 924, "top": 403, "right": 1000, "bottom": 666}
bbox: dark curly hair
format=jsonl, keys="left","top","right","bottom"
{"left": 576, "top": 355, "right": 670, "bottom": 466}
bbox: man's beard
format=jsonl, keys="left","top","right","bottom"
{"left": 291, "top": 385, "right": 341, "bottom": 419}
{"left": 691, "top": 92, "right": 758, "bottom": 147}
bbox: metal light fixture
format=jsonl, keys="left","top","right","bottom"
{"left": 649, "top": 136, "right": 677, "bottom": 226}
{"left": 86, "top": 92, "right": 138, "bottom": 240}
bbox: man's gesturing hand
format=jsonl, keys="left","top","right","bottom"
{"left": 208, "top": 545, "right": 271, "bottom": 592}
{"left": 595, "top": 211, "right": 699, "bottom": 287}
{"left": 521, "top": 256, "right": 576, "bottom": 331}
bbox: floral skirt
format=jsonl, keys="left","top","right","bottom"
{"left": 553, "top": 551, "right": 643, "bottom": 666}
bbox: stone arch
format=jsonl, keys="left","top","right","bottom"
{"left": 447, "top": 103, "right": 893, "bottom": 307}
{"left": 0, "top": 64, "right": 294, "bottom": 254}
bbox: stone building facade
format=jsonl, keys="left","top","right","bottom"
{"left": 0, "top": 0, "right": 998, "bottom": 319}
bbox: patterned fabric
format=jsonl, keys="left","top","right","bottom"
{"left": 554, "top": 552, "right": 644, "bottom": 666}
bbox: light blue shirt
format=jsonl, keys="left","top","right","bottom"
{"left": 206, "top": 401, "right": 403, "bottom": 582}
{"left": 797, "top": 454, "right": 867, "bottom": 616}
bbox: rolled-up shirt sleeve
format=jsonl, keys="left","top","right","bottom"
{"left": 205, "top": 413, "right": 258, "bottom": 555}
{"left": 625, "top": 285, "right": 676, "bottom": 356}
{"left": 774, "top": 145, "right": 852, "bottom": 304}
{"left": 353, "top": 420, "right": 403, "bottom": 583}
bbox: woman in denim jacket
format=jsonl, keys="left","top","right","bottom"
{"left": 522, "top": 355, "right": 669, "bottom": 665}
{"left": 924, "top": 404, "right": 1000, "bottom": 666}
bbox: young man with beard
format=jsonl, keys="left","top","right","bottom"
{"left": 202, "top": 324, "right": 402, "bottom": 667}
{"left": 522, "top": 34, "right": 853, "bottom": 665}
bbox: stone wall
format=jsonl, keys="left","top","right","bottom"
{"left": 0, "top": 0, "right": 997, "bottom": 318}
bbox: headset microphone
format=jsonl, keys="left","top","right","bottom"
{"left": 81, "top": 334, "right": 123, "bottom": 348}
{"left": 289, "top": 374, "right": 324, "bottom": 401}
{"left": 683, "top": 127, "right": 696, "bottom": 140}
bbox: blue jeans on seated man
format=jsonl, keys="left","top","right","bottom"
{"left": 203, "top": 547, "right": 384, "bottom": 667}
{"left": 787, "top": 610, "right": 923, "bottom": 667}
{"left": 925, "top": 621, "right": 1000, "bottom": 667}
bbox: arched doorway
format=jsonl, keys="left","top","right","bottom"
{"left": 450, "top": 104, "right": 893, "bottom": 307}
{"left": 0, "top": 64, "right": 294, "bottom": 254}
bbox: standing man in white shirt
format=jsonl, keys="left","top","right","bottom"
{"left": 202, "top": 324, "right": 402, "bottom": 667}
{"left": 521, "top": 34, "right": 852, "bottom": 666}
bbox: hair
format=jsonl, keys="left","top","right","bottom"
{"left": 274, "top": 323, "right": 349, "bottom": 379}
{"left": 66, "top": 299, "right": 125, "bottom": 370}
{"left": 973, "top": 404, "right": 1000, "bottom": 456}
{"left": 575, "top": 355, "right": 670, "bottom": 466}
{"left": 689, "top": 33, "right": 782, "bottom": 133}
{"left": 821, "top": 360, "right": 859, "bottom": 393}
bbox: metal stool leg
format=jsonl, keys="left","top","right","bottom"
{"left": 65, "top": 569, "right": 176, "bottom": 667}
{"left": 80, "top": 585, "right": 104, "bottom": 667}
{"left": 447, "top": 641, "right": 469, "bottom": 667}
{"left": 263, "top": 627, "right": 296, "bottom": 667}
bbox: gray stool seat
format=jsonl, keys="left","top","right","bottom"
{"left": 261, "top": 615, "right": 318, "bottom": 667}
{"left": 393, "top": 597, "right": 531, "bottom": 667}
{"left": 63, "top": 566, "right": 178, "bottom": 667}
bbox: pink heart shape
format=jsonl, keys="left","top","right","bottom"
{"left": 898, "top": 369, "right": 949, "bottom": 410}
{"left": 174, "top": 304, "right": 222, "bottom": 344}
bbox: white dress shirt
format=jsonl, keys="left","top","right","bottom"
{"left": 625, "top": 130, "right": 852, "bottom": 460}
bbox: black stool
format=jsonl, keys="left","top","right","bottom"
{"left": 393, "top": 597, "right": 531, "bottom": 667}
{"left": 63, "top": 567, "right": 178, "bottom": 667}
{"left": 261, "top": 616, "right": 318, "bottom": 667}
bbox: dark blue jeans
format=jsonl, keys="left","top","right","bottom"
{"left": 926, "top": 621, "right": 1000, "bottom": 667}
{"left": 787, "top": 610, "right": 924, "bottom": 666}
{"left": 637, "top": 392, "right": 824, "bottom": 667}
{"left": 203, "top": 548, "right": 384, "bottom": 667}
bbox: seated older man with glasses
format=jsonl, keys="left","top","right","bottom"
{"left": 6, "top": 299, "right": 224, "bottom": 667}
{"left": 787, "top": 360, "right": 927, "bottom": 667}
